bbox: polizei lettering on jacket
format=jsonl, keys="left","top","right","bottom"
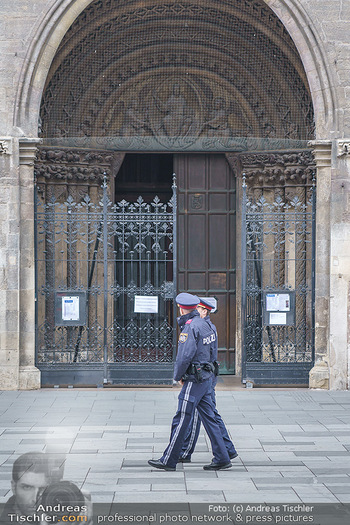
{"left": 202, "top": 333, "right": 216, "bottom": 345}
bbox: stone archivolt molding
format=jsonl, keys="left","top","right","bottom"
{"left": 15, "top": 0, "right": 335, "bottom": 146}
{"left": 65, "top": 0, "right": 294, "bottom": 49}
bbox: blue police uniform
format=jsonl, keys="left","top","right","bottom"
{"left": 148, "top": 293, "right": 232, "bottom": 471}
{"left": 180, "top": 312, "right": 237, "bottom": 462}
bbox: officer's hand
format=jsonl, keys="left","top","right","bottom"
{"left": 178, "top": 379, "right": 184, "bottom": 385}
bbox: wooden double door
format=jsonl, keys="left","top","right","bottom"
{"left": 175, "top": 154, "right": 236, "bottom": 373}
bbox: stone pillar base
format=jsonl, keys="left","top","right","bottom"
{"left": 309, "top": 360, "right": 330, "bottom": 389}
{"left": 19, "top": 366, "right": 41, "bottom": 390}
{"left": 0, "top": 367, "right": 19, "bottom": 390}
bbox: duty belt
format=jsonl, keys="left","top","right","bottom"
{"left": 186, "top": 362, "right": 215, "bottom": 375}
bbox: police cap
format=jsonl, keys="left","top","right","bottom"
{"left": 176, "top": 292, "right": 200, "bottom": 309}
{"left": 198, "top": 297, "right": 216, "bottom": 311}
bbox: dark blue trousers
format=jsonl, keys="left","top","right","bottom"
{"left": 160, "top": 378, "right": 230, "bottom": 468}
{"left": 181, "top": 378, "right": 237, "bottom": 460}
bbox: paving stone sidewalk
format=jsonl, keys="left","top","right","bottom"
{"left": 0, "top": 387, "right": 349, "bottom": 504}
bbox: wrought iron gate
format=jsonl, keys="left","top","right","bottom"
{"left": 35, "top": 176, "right": 177, "bottom": 386}
{"left": 241, "top": 176, "right": 315, "bottom": 385}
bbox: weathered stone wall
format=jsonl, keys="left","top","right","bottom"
{"left": 0, "top": 0, "right": 349, "bottom": 389}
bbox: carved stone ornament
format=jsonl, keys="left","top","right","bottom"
{"left": 34, "top": 147, "right": 122, "bottom": 183}
{"left": 237, "top": 150, "right": 316, "bottom": 186}
{"left": 191, "top": 194, "right": 204, "bottom": 209}
{"left": 0, "top": 139, "right": 11, "bottom": 155}
{"left": 337, "top": 140, "right": 350, "bottom": 157}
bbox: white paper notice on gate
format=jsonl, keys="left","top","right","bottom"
{"left": 134, "top": 295, "right": 159, "bottom": 313}
{"left": 269, "top": 312, "right": 287, "bottom": 325}
{"left": 62, "top": 296, "right": 80, "bottom": 321}
{"left": 266, "top": 293, "right": 290, "bottom": 311}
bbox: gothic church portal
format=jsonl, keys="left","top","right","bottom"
{"left": 0, "top": 0, "right": 349, "bottom": 389}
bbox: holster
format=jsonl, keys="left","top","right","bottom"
{"left": 201, "top": 362, "right": 215, "bottom": 373}
{"left": 213, "top": 361, "right": 219, "bottom": 376}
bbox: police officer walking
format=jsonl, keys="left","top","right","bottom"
{"left": 148, "top": 293, "right": 232, "bottom": 471}
{"left": 180, "top": 297, "right": 238, "bottom": 463}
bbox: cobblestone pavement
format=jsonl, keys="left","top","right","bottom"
{"left": 0, "top": 387, "right": 349, "bottom": 504}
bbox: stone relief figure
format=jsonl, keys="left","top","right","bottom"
{"left": 285, "top": 122, "right": 299, "bottom": 139}
{"left": 79, "top": 119, "right": 92, "bottom": 137}
{"left": 53, "top": 123, "right": 68, "bottom": 137}
{"left": 153, "top": 83, "right": 193, "bottom": 137}
{"left": 119, "top": 100, "right": 150, "bottom": 136}
{"left": 263, "top": 123, "right": 276, "bottom": 138}
{"left": 203, "top": 97, "right": 232, "bottom": 137}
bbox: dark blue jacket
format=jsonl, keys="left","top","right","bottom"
{"left": 203, "top": 315, "right": 218, "bottom": 362}
{"left": 174, "top": 310, "right": 217, "bottom": 382}
{"left": 203, "top": 314, "right": 219, "bottom": 387}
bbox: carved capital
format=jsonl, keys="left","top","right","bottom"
{"left": 308, "top": 140, "right": 332, "bottom": 168}
{"left": 19, "top": 138, "right": 42, "bottom": 166}
{"left": 237, "top": 149, "right": 316, "bottom": 187}
{"left": 225, "top": 153, "right": 241, "bottom": 176}
{"left": 34, "top": 146, "right": 121, "bottom": 184}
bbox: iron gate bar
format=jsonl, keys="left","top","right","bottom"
{"left": 311, "top": 178, "right": 316, "bottom": 360}
{"left": 241, "top": 174, "right": 247, "bottom": 381}
{"left": 73, "top": 219, "right": 102, "bottom": 362}
{"left": 34, "top": 183, "right": 38, "bottom": 365}
{"left": 172, "top": 174, "right": 178, "bottom": 364}
{"left": 102, "top": 175, "right": 108, "bottom": 382}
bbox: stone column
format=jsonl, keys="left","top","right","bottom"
{"left": 328, "top": 141, "right": 350, "bottom": 390}
{"left": 0, "top": 137, "right": 41, "bottom": 389}
{"left": 18, "top": 138, "right": 41, "bottom": 389}
{"left": 308, "top": 140, "right": 332, "bottom": 389}
{"left": 0, "top": 137, "right": 20, "bottom": 389}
